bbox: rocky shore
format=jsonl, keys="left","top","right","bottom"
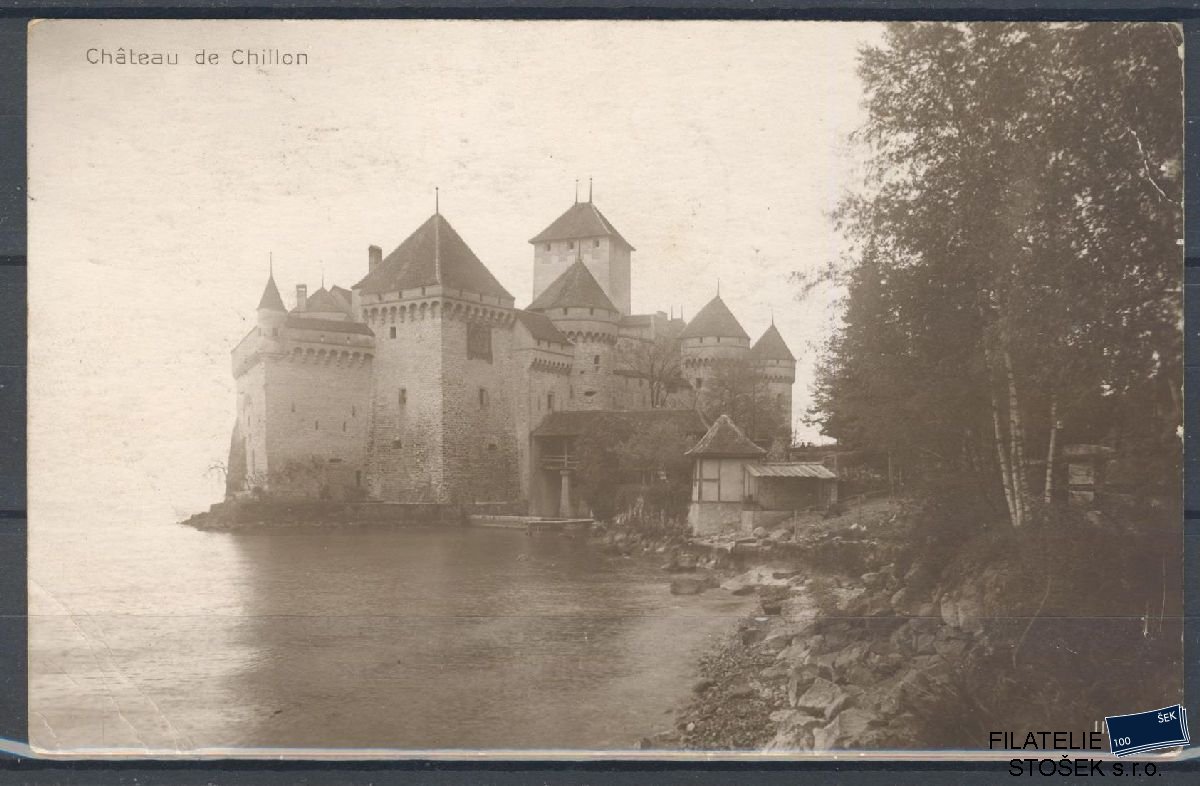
{"left": 594, "top": 497, "right": 1180, "bottom": 753}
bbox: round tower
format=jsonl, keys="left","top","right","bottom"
{"left": 752, "top": 321, "right": 797, "bottom": 435}
{"left": 255, "top": 272, "right": 287, "bottom": 338}
{"left": 678, "top": 293, "right": 751, "bottom": 406}
{"left": 527, "top": 257, "right": 620, "bottom": 410}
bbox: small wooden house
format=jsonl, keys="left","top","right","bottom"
{"left": 686, "top": 415, "right": 766, "bottom": 535}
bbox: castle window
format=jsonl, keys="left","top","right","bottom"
{"left": 315, "top": 420, "right": 320, "bottom": 430}
{"left": 545, "top": 243, "right": 551, "bottom": 251}
{"left": 467, "top": 322, "right": 493, "bottom": 363}
{"left": 342, "top": 421, "right": 347, "bottom": 432}
{"left": 695, "top": 378, "right": 703, "bottom": 389}
{"left": 390, "top": 326, "right": 397, "bottom": 339}
{"left": 488, "top": 443, "right": 497, "bottom": 452}
{"left": 547, "top": 392, "right": 555, "bottom": 411}
{"left": 399, "top": 388, "right": 407, "bottom": 406}
{"left": 594, "top": 239, "right": 600, "bottom": 248}
{"left": 355, "top": 471, "right": 362, "bottom": 487}
{"left": 589, "top": 308, "right": 595, "bottom": 315}
{"left": 351, "top": 405, "right": 356, "bottom": 417}
{"left": 392, "top": 438, "right": 402, "bottom": 448}
{"left": 593, "top": 354, "right": 600, "bottom": 366}
{"left": 568, "top": 241, "right": 575, "bottom": 250}
{"left": 479, "top": 387, "right": 489, "bottom": 408}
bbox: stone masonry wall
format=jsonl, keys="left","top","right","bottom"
{"left": 365, "top": 301, "right": 445, "bottom": 501}
{"left": 439, "top": 311, "right": 522, "bottom": 503}
{"left": 263, "top": 352, "right": 371, "bottom": 496}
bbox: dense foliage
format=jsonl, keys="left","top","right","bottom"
{"left": 809, "top": 22, "right": 1182, "bottom": 526}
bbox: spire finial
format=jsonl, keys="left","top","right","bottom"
{"left": 321, "top": 262, "right": 325, "bottom": 290}
{"left": 269, "top": 251, "right": 273, "bottom": 278}
{"left": 770, "top": 305, "right": 774, "bottom": 325}
{"left": 717, "top": 278, "right": 721, "bottom": 297}
{"left": 435, "top": 186, "right": 439, "bottom": 215}
{"left": 588, "top": 177, "right": 593, "bottom": 203}
{"left": 575, "top": 179, "right": 579, "bottom": 204}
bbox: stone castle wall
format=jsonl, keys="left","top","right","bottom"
{"left": 438, "top": 310, "right": 522, "bottom": 503}
{"left": 263, "top": 351, "right": 371, "bottom": 497}
{"left": 364, "top": 299, "right": 446, "bottom": 501}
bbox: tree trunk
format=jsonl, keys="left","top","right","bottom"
{"left": 1004, "top": 349, "right": 1031, "bottom": 525}
{"left": 991, "top": 385, "right": 1020, "bottom": 528}
{"left": 1044, "top": 394, "right": 1059, "bottom": 504}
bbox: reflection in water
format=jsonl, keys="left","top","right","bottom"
{"left": 30, "top": 522, "right": 747, "bottom": 752}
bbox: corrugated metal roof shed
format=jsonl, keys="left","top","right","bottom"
{"left": 746, "top": 463, "right": 837, "bottom": 479}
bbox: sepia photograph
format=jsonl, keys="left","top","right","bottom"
{"left": 26, "top": 19, "right": 1183, "bottom": 756}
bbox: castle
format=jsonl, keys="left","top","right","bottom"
{"left": 228, "top": 195, "right": 796, "bottom": 516}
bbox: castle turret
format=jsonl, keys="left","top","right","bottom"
{"left": 257, "top": 272, "right": 287, "bottom": 334}
{"left": 752, "top": 320, "right": 796, "bottom": 432}
{"left": 679, "top": 293, "right": 750, "bottom": 405}
{"left": 528, "top": 257, "right": 620, "bottom": 410}
{"left": 530, "top": 193, "right": 634, "bottom": 315}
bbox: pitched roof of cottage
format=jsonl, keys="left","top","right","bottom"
{"left": 528, "top": 258, "right": 619, "bottom": 313}
{"left": 515, "top": 309, "right": 571, "bottom": 345}
{"left": 257, "top": 275, "right": 286, "bottom": 312}
{"left": 532, "top": 408, "right": 707, "bottom": 439}
{"left": 529, "top": 201, "right": 635, "bottom": 249}
{"left": 685, "top": 414, "right": 766, "bottom": 457}
{"left": 284, "top": 315, "right": 374, "bottom": 335}
{"left": 301, "top": 286, "right": 351, "bottom": 315}
{"left": 751, "top": 322, "right": 795, "bottom": 361}
{"left": 354, "top": 213, "right": 513, "bottom": 300}
{"left": 679, "top": 295, "right": 749, "bottom": 340}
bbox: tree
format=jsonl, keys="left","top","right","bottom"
{"left": 614, "top": 333, "right": 687, "bottom": 408}
{"left": 699, "top": 357, "right": 789, "bottom": 443}
{"left": 811, "top": 23, "right": 1182, "bottom": 527}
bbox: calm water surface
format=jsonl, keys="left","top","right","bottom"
{"left": 29, "top": 522, "right": 747, "bottom": 753}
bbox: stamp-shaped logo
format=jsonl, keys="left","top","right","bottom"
{"left": 1104, "top": 705, "right": 1190, "bottom": 757}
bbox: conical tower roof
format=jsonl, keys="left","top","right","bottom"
{"left": 752, "top": 322, "right": 795, "bottom": 361}
{"left": 685, "top": 414, "right": 766, "bottom": 458}
{"left": 354, "top": 213, "right": 512, "bottom": 301}
{"left": 529, "top": 200, "right": 634, "bottom": 249}
{"left": 528, "top": 258, "right": 618, "bottom": 313}
{"left": 257, "top": 274, "right": 286, "bottom": 312}
{"left": 679, "top": 295, "right": 749, "bottom": 340}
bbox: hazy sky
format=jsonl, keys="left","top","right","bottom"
{"left": 29, "top": 20, "right": 880, "bottom": 523}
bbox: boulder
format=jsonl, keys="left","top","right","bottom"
{"left": 932, "top": 635, "right": 969, "bottom": 660}
{"left": 794, "top": 677, "right": 849, "bottom": 719}
{"left": 813, "top": 708, "right": 881, "bottom": 750}
{"left": 663, "top": 552, "right": 699, "bottom": 573}
{"left": 763, "top": 629, "right": 795, "bottom": 653}
{"left": 765, "top": 710, "right": 825, "bottom": 751}
{"left": 890, "top": 587, "right": 918, "bottom": 615}
{"left": 670, "top": 576, "right": 710, "bottom": 595}
{"left": 787, "top": 666, "right": 819, "bottom": 707}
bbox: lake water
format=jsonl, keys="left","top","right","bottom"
{"left": 29, "top": 522, "right": 748, "bottom": 754}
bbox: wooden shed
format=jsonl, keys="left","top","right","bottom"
{"left": 685, "top": 414, "right": 766, "bottom": 536}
